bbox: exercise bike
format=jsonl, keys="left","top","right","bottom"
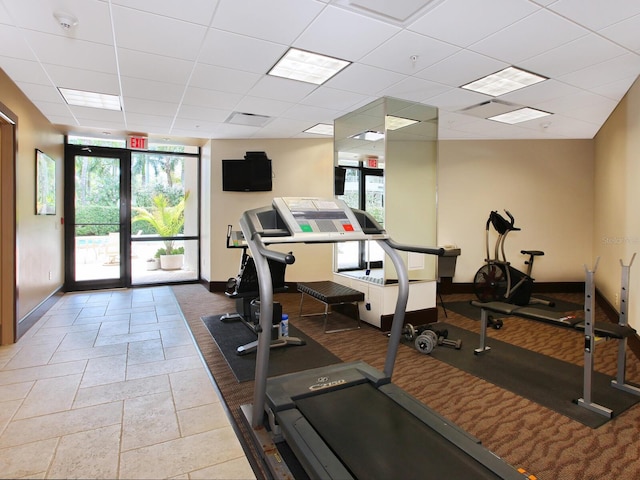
{"left": 473, "top": 211, "right": 554, "bottom": 317}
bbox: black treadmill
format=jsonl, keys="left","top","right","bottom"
{"left": 238, "top": 197, "right": 529, "bottom": 480}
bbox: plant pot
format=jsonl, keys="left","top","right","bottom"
{"left": 160, "top": 254, "right": 184, "bottom": 270}
{"left": 146, "top": 259, "right": 159, "bottom": 271}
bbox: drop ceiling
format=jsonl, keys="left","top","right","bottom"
{"left": 1, "top": 0, "right": 639, "bottom": 143}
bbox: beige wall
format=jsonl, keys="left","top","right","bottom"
{"left": 594, "top": 76, "right": 640, "bottom": 330}
{"left": 203, "top": 138, "right": 335, "bottom": 284}
{"left": 438, "top": 139, "right": 595, "bottom": 284}
{"left": 0, "top": 69, "right": 64, "bottom": 322}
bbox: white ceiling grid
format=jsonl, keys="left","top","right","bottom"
{"left": 0, "top": 0, "right": 638, "bottom": 142}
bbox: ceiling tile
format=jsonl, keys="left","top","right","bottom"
{"left": 111, "top": 0, "right": 220, "bottom": 26}
{"left": 558, "top": 53, "right": 640, "bottom": 90}
{"left": 211, "top": 0, "right": 324, "bottom": 45}
{"left": 378, "top": 76, "right": 450, "bottom": 103}
{"left": 0, "top": 24, "right": 37, "bottom": 58}
{"left": 547, "top": 0, "right": 640, "bottom": 31}
{"left": 301, "top": 85, "right": 372, "bottom": 111}
{"left": 599, "top": 14, "right": 640, "bottom": 53}
{"left": 294, "top": 5, "right": 400, "bottom": 61}
{"left": 189, "top": 63, "right": 261, "bottom": 93}
{"left": 245, "top": 75, "right": 316, "bottom": 103}
{"left": 519, "top": 33, "right": 628, "bottom": 78}
{"left": 181, "top": 86, "right": 242, "bottom": 110}
{"left": 45, "top": 65, "right": 120, "bottom": 94}
{"left": 415, "top": 49, "right": 507, "bottom": 87}
{"left": 408, "top": 0, "right": 539, "bottom": 48}
{"left": 124, "top": 97, "right": 178, "bottom": 116}
{"left": 0, "top": 56, "right": 50, "bottom": 84}
{"left": 112, "top": 5, "right": 207, "bottom": 60}
{"left": 121, "top": 76, "right": 186, "bottom": 103}
{"left": 360, "top": 30, "right": 460, "bottom": 74}
{"left": 324, "top": 63, "right": 405, "bottom": 95}
{"left": 199, "top": 29, "right": 288, "bottom": 74}
{"left": 469, "top": 9, "right": 588, "bottom": 65}
{"left": 21, "top": 30, "right": 118, "bottom": 73}
{"left": 233, "top": 95, "right": 295, "bottom": 117}
{"left": 117, "top": 49, "right": 194, "bottom": 84}
{"left": 2, "top": 0, "right": 112, "bottom": 43}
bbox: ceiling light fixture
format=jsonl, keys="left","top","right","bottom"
{"left": 59, "top": 87, "right": 122, "bottom": 110}
{"left": 461, "top": 66, "right": 548, "bottom": 97}
{"left": 488, "top": 107, "right": 551, "bottom": 124}
{"left": 304, "top": 123, "right": 334, "bottom": 135}
{"left": 268, "top": 48, "right": 351, "bottom": 85}
{"left": 385, "top": 115, "right": 419, "bottom": 130}
{"left": 350, "top": 130, "right": 385, "bottom": 141}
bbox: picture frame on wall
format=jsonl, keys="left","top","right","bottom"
{"left": 36, "top": 149, "right": 56, "bottom": 215}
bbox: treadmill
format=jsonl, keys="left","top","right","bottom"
{"left": 239, "top": 197, "right": 530, "bottom": 480}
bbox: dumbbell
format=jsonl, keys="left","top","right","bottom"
{"left": 437, "top": 336, "right": 462, "bottom": 350}
{"left": 414, "top": 330, "right": 438, "bottom": 354}
{"left": 487, "top": 315, "right": 503, "bottom": 330}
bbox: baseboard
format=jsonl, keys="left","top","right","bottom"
{"left": 438, "top": 280, "right": 584, "bottom": 295}
{"left": 17, "top": 287, "right": 64, "bottom": 340}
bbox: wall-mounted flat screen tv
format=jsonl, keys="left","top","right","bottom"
{"left": 222, "top": 153, "right": 272, "bottom": 192}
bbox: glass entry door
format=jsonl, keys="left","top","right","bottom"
{"left": 65, "top": 146, "right": 130, "bottom": 290}
{"left": 336, "top": 166, "right": 384, "bottom": 272}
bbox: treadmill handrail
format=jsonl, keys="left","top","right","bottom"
{"left": 385, "top": 238, "right": 444, "bottom": 256}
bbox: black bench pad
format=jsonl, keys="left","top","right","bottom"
{"left": 471, "top": 300, "right": 635, "bottom": 339}
{"left": 297, "top": 281, "right": 364, "bottom": 304}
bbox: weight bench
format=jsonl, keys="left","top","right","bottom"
{"left": 470, "top": 258, "right": 640, "bottom": 418}
{"left": 469, "top": 301, "right": 635, "bottom": 340}
{"left": 297, "top": 281, "right": 364, "bottom": 333}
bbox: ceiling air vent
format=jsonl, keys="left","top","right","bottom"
{"left": 225, "top": 112, "right": 272, "bottom": 127}
{"left": 459, "top": 100, "right": 520, "bottom": 119}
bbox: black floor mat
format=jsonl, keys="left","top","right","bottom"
{"left": 202, "top": 314, "right": 341, "bottom": 382}
{"left": 423, "top": 322, "right": 640, "bottom": 428}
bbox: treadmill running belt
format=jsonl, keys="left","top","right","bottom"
{"left": 295, "top": 383, "right": 501, "bottom": 480}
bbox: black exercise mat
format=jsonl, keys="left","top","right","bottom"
{"left": 423, "top": 322, "right": 640, "bottom": 428}
{"left": 201, "top": 314, "right": 341, "bottom": 383}
{"left": 444, "top": 296, "right": 583, "bottom": 322}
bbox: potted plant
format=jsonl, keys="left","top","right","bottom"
{"left": 145, "top": 257, "right": 159, "bottom": 271}
{"left": 132, "top": 191, "right": 190, "bottom": 270}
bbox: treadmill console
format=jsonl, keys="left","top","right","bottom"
{"left": 272, "top": 197, "right": 380, "bottom": 242}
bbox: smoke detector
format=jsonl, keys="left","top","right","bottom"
{"left": 54, "top": 12, "right": 78, "bottom": 30}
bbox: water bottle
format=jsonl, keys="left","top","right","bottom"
{"left": 280, "top": 314, "right": 289, "bottom": 337}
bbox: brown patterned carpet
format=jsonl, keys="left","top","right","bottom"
{"left": 173, "top": 285, "right": 640, "bottom": 480}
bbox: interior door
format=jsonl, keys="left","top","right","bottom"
{"left": 65, "top": 145, "right": 131, "bottom": 290}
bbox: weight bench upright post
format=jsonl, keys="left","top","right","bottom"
{"left": 577, "top": 261, "right": 613, "bottom": 418}
{"left": 611, "top": 255, "right": 640, "bottom": 396}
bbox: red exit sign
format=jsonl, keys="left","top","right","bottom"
{"left": 128, "top": 136, "right": 148, "bottom": 150}
{"left": 367, "top": 156, "right": 378, "bottom": 168}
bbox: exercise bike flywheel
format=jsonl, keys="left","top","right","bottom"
{"left": 473, "top": 263, "right": 508, "bottom": 302}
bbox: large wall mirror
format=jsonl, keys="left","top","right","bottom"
{"left": 334, "top": 97, "right": 438, "bottom": 284}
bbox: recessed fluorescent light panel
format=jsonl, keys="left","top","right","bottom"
{"left": 488, "top": 107, "right": 551, "bottom": 124}
{"left": 461, "top": 66, "right": 548, "bottom": 97}
{"left": 350, "top": 130, "right": 385, "bottom": 141}
{"left": 59, "top": 87, "right": 122, "bottom": 110}
{"left": 268, "top": 48, "right": 351, "bottom": 85}
{"left": 385, "top": 115, "right": 419, "bottom": 130}
{"left": 304, "top": 123, "right": 334, "bottom": 135}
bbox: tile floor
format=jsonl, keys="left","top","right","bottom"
{"left": 0, "top": 287, "right": 256, "bottom": 479}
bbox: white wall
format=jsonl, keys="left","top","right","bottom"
{"left": 203, "top": 138, "right": 334, "bottom": 284}
{"left": 438, "top": 139, "right": 594, "bottom": 284}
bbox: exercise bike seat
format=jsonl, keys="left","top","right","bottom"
{"left": 521, "top": 250, "right": 544, "bottom": 257}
